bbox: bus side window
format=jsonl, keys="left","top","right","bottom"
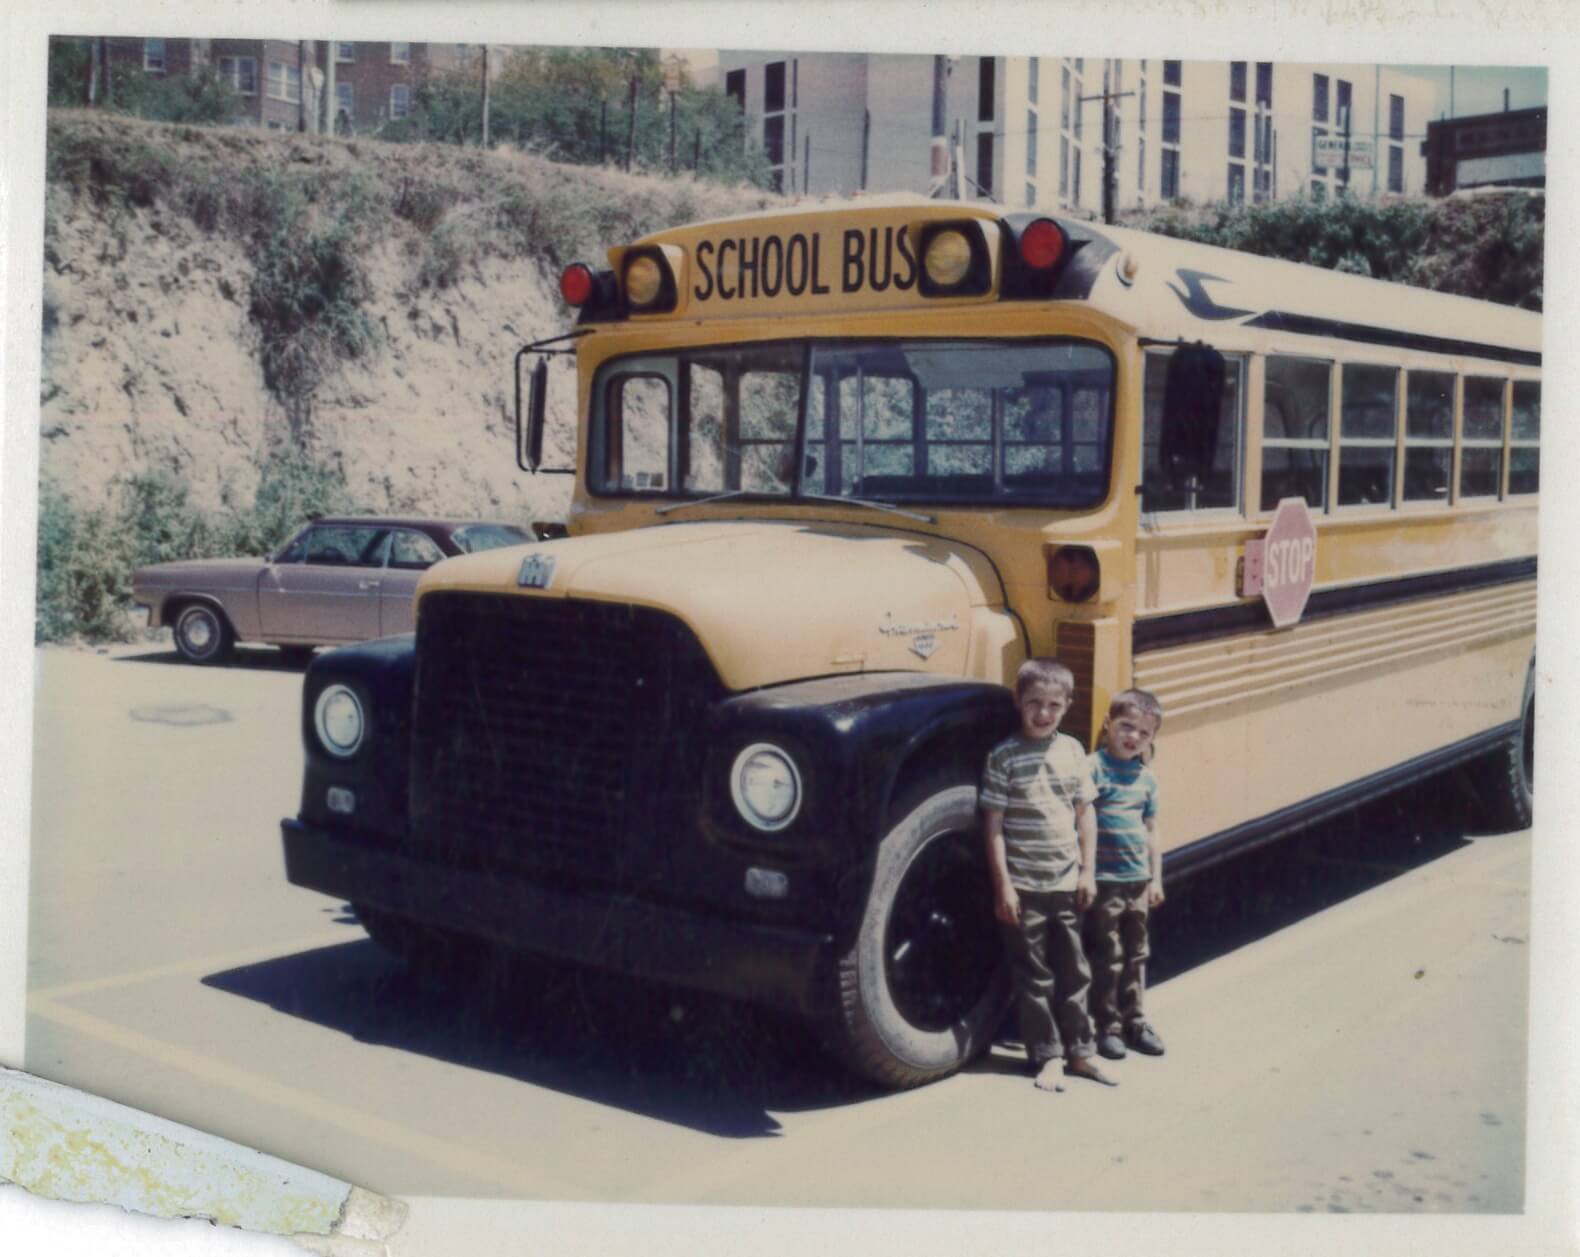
{"left": 1261, "top": 355, "right": 1330, "bottom": 512}
{"left": 1141, "top": 350, "right": 1242, "bottom": 513}
{"left": 1403, "top": 370, "right": 1454, "bottom": 502}
{"left": 1509, "top": 380, "right": 1540, "bottom": 495}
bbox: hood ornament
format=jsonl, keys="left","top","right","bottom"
{"left": 517, "top": 553, "right": 557, "bottom": 589}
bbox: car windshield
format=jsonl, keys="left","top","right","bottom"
{"left": 588, "top": 339, "right": 1116, "bottom": 509}
{"left": 451, "top": 524, "right": 529, "bottom": 554}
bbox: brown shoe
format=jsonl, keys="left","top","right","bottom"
{"left": 1064, "top": 1057, "right": 1119, "bottom": 1087}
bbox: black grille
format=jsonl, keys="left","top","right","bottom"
{"left": 410, "top": 593, "right": 724, "bottom": 879}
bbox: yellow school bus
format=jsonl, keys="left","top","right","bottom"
{"left": 282, "top": 195, "right": 1538, "bottom": 1088}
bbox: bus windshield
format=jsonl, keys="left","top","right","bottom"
{"left": 590, "top": 339, "right": 1116, "bottom": 508}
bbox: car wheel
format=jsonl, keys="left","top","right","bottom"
{"left": 172, "top": 603, "right": 234, "bottom": 665}
{"left": 823, "top": 780, "right": 1009, "bottom": 1089}
{"left": 1471, "top": 663, "right": 1534, "bottom": 832}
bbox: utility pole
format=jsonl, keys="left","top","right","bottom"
{"left": 325, "top": 41, "right": 337, "bottom": 135}
{"left": 481, "top": 45, "right": 491, "bottom": 147}
{"left": 87, "top": 37, "right": 100, "bottom": 105}
{"left": 669, "top": 90, "right": 677, "bottom": 173}
{"left": 624, "top": 75, "right": 638, "bottom": 171}
{"left": 1079, "top": 80, "right": 1134, "bottom": 224}
{"left": 928, "top": 55, "right": 950, "bottom": 196}
{"left": 297, "top": 41, "right": 308, "bottom": 133}
{"left": 1371, "top": 64, "right": 1380, "bottom": 199}
{"left": 860, "top": 108, "right": 870, "bottom": 191}
{"left": 600, "top": 99, "right": 608, "bottom": 163}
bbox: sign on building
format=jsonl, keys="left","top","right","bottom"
{"left": 1314, "top": 135, "right": 1375, "bottom": 170}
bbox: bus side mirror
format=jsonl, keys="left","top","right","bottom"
{"left": 516, "top": 354, "right": 548, "bottom": 473}
{"left": 1158, "top": 342, "right": 1227, "bottom": 494}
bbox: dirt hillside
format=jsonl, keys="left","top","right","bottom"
{"left": 40, "top": 111, "right": 785, "bottom": 526}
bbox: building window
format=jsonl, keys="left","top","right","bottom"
{"left": 1230, "top": 61, "right": 1246, "bottom": 102}
{"left": 143, "top": 38, "right": 166, "bottom": 73}
{"left": 976, "top": 132, "right": 994, "bottom": 197}
{"left": 1162, "top": 92, "right": 1180, "bottom": 144}
{"left": 1313, "top": 73, "right": 1329, "bottom": 121}
{"left": 1139, "top": 80, "right": 1147, "bottom": 132}
{"left": 1262, "top": 356, "right": 1332, "bottom": 512}
{"left": 266, "top": 61, "right": 301, "bottom": 103}
{"left": 1073, "top": 147, "right": 1081, "bottom": 204}
{"left": 1404, "top": 371, "right": 1454, "bottom": 502}
{"left": 1026, "top": 181, "right": 1037, "bottom": 207}
{"left": 1338, "top": 364, "right": 1398, "bottom": 507}
{"left": 1229, "top": 107, "right": 1245, "bottom": 159}
{"left": 1228, "top": 164, "right": 1245, "bottom": 204}
{"left": 1388, "top": 145, "right": 1404, "bottom": 192}
{"left": 390, "top": 42, "right": 411, "bottom": 66}
{"left": 1061, "top": 65, "right": 1070, "bottom": 129}
{"left": 1074, "top": 88, "right": 1083, "bottom": 140}
{"left": 1336, "top": 80, "right": 1352, "bottom": 130}
{"left": 390, "top": 83, "right": 410, "bottom": 119}
{"left": 218, "top": 56, "right": 256, "bottom": 96}
{"left": 1460, "top": 377, "right": 1506, "bottom": 498}
{"left": 1026, "top": 110, "right": 1038, "bottom": 176}
{"left": 1137, "top": 137, "right": 1146, "bottom": 194}
{"left": 1028, "top": 56, "right": 1039, "bottom": 104}
{"left": 335, "top": 82, "right": 354, "bottom": 122}
{"left": 1161, "top": 148, "right": 1179, "bottom": 199}
{"left": 1312, "top": 126, "right": 1328, "bottom": 176}
{"left": 1060, "top": 136, "right": 1069, "bottom": 196}
{"left": 336, "top": 42, "right": 355, "bottom": 63}
{"left": 1389, "top": 93, "right": 1405, "bottom": 140}
{"left": 764, "top": 61, "right": 785, "bottom": 112}
{"left": 725, "top": 68, "right": 745, "bottom": 110}
{"left": 1256, "top": 62, "right": 1272, "bottom": 106}
{"left": 1163, "top": 60, "right": 1181, "bottom": 87}
{"left": 979, "top": 58, "right": 996, "bottom": 122}
{"left": 763, "top": 114, "right": 785, "bottom": 165}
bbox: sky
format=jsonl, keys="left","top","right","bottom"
{"left": 1391, "top": 65, "right": 1545, "bottom": 118}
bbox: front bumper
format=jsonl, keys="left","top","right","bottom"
{"left": 281, "top": 818, "right": 835, "bottom": 1014}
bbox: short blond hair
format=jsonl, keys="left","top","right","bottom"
{"left": 1014, "top": 657, "right": 1075, "bottom": 700}
{"left": 1107, "top": 688, "right": 1163, "bottom": 729}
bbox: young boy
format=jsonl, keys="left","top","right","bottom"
{"left": 981, "top": 658, "right": 1116, "bottom": 1091}
{"left": 1086, "top": 689, "right": 1166, "bottom": 1060}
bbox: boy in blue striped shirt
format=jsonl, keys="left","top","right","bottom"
{"left": 1086, "top": 689, "right": 1167, "bottom": 1060}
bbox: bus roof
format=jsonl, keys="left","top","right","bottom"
{"left": 621, "top": 198, "right": 1540, "bottom": 366}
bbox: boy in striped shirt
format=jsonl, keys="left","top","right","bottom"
{"left": 1086, "top": 689, "right": 1166, "bottom": 1060}
{"left": 981, "top": 658, "right": 1115, "bottom": 1090}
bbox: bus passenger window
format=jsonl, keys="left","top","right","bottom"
{"left": 1260, "top": 356, "right": 1330, "bottom": 512}
{"left": 1509, "top": 380, "right": 1540, "bottom": 495}
{"left": 1461, "top": 377, "right": 1506, "bottom": 499}
{"left": 1403, "top": 370, "right": 1453, "bottom": 502}
{"left": 738, "top": 369, "right": 800, "bottom": 492}
{"left": 1140, "top": 351, "right": 1243, "bottom": 512}
{"left": 1338, "top": 364, "right": 1398, "bottom": 507}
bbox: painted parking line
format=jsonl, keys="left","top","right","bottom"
{"left": 26, "top": 994, "right": 585, "bottom": 1200}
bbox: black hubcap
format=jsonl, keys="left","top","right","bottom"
{"left": 883, "top": 829, "right": 1000, "bottom": 1032}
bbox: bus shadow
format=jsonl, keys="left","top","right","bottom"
{"left": 114, "top": 646, "right": 311, "bottom": 672}
{"left": 1148, "top": 779, "right": 1480, "bottom": 986}
{"left": 202, "top": 931, "right": 872, "bottom": 1140}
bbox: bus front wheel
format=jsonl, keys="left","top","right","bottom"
{"left": 1472, "top": 665, "right": 1534, "bottom": 833}
{"left": 824, "top": 781, "right": 1009, "bottom": 1089}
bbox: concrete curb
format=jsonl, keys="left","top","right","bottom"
{"left": 0, "top": 1067, "right": 406, "bottom": 1249}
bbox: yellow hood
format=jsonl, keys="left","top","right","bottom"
{"left": 418, "top": 520, "right": 1013, "bottom": 691}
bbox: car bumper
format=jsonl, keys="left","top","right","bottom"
{"left": 281, "top": 818, "right": 834, "bottom": 1014}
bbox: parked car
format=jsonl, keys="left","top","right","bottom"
{"left": 132, "top": 516, "right": 531, "bottom": 664}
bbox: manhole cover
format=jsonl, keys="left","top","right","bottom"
{"left": 129, "top": 704, "right": 232, "bottom": 727}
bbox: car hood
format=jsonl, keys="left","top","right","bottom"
{"left": 417, "top": 520, "right": 1009, "bottom": 691}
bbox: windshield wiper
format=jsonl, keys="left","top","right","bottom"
{"left": 654, "top": 489, "right": 756, "bottom": 515}
{"left": 795, "top": 492, "right": 935, "bottom": 524}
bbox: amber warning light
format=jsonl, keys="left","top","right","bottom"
{"left": 1047, "top": 545, "right": 1100, "bottom": 603}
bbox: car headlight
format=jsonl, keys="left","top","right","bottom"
{"left": 730, "top": 742, "right": 802, "bottom": 832}
{"left": 313, "top": 684, "right": 366, "bottom": 758}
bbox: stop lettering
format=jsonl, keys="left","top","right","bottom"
{"left": 1259, "top": 497, "right": 1318, "bottom": 628}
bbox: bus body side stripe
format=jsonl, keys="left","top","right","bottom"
{"left": 1133, "top": 555, "right": 1537, "bottom": 653}
{"left": 1240, "top": 310, "right": 1541, "bottom": 367}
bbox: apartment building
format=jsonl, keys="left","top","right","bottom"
{"left": 716, "top": 51, "right": 1440, "bottom": 209}
{"left": 92, "top": 37, "right": 491, "bottom": 132}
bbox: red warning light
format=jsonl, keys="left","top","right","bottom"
{"left": 1019, "top": 219, "right": 1065, "bottom": 270}
{"left": 559, "top": 263, "right": 594, "bottom": 307}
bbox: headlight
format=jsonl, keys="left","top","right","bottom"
{"left": 313, "top": 684, "right": 365, "bottom": 758}
{"left": 730, "top": 742, "right": 802, "bottom": 832}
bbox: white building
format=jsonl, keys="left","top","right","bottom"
{"left": 716, "top": 52, "right": 1439, "bottom": 210}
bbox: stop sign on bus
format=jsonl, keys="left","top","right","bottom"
{"left": 1240, "top": 497, "right": 1318, "bottom": 628}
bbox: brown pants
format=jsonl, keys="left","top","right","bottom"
{"left": 1000, "top": 889, "right": 1095, "bottom": 1065}
{"left": 1086, "top": 880, "right": 1152, "bottom": 1037}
